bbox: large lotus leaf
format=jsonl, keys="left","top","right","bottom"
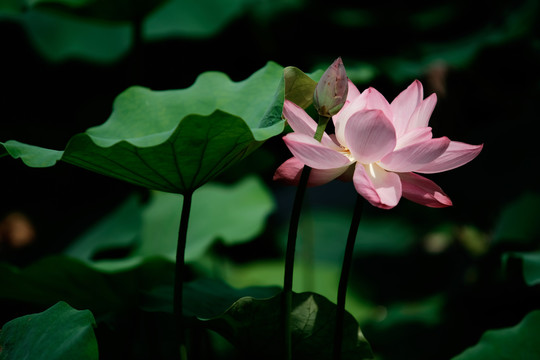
{"left": 2, "top": 62, "right": 285, "bottom": 193}
{"left": 0, "top": 301, "right": 98, "bottom": 360}
{"left": 205, "top": 291, "right": 373, "bottom": 360}
{"left": 452, "top": 310, "right": 540, "bottom": 360}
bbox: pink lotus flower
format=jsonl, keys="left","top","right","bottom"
{"left": 274, "top": 80, "right": 483, "bottom": 209}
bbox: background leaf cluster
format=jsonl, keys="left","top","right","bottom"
{"left": 2, "top": 0, "right": 540, "bottom": 359}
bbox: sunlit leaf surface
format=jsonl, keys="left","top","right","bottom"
{"left": 2, "top": 62, "right": 285, "bottom": 193}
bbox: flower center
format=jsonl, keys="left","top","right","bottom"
{"left": 339, "top": 146, "right": 355, "bottom": 162}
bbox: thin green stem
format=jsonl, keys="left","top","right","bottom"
{"left": 174, "top": 191, "right": 193, "bottom": 360}
{"left": 282, "top": 114, "right": 332, "bottom": 359}
{"left": 333, "top": 195, "right": 364, "bottom": 360}
{"left": 314, "top": 115, "right": 331, "bottom": 141}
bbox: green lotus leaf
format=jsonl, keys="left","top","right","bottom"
{"left": 143, "top": 0, "right": 246, "bottom": 40}
{"left": 63, "top": 176, "right": 275, "bottom": 271}
{"left": 452, "top": 310, "right": 540, "bottom": 360}
{"left": 283, "top": 66, "right": 322, "bottom": 109}
{"left": 2, "top": 62, "right": 285, "bottom": 193}
{"left": 0, "top": 301, "right": 98, "bottom": 360}
{"left": 205, "top": 291, "right": 373, "bottom": 360}
{"left": 0, "top": 255, "right": 278, "bottom": 320}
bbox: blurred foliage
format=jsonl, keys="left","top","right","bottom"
{"left": 64, "top": 176, "right": 275, "bottom": 270}
{"left": 451, "top": 310, "right": 540, "bottom": 359}
{"left": 2, "top": 0, "right": 540, "bottom": 358}
{"left": 0, "top": 0, "right": 303, "bottom": 62}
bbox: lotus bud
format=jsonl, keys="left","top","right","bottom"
{"left": 313, "top": 57, "right": 348, "bottom": 117}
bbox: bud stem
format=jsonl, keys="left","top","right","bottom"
{"left": 314, "top": 115, "right": 331, "bottom": 142}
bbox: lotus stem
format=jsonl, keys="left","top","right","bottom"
{"left": 283, "top": 165, "right": 311, "bottom": 359}
{"left": 175, "top": 190, "right": 193, "bottom": 360}
{"left": 333, "top": 194, "right": 364, "bottom": 360}
{"left": 282, "top": 114, "right": 332, "bottom": 359}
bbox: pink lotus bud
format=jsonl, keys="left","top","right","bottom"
{"left": 313, "top": 57, "right": 348, "bottom": 117}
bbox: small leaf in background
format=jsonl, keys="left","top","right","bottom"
{"left": 0, "top": 256, "right": 129, "bottom": 314}
{"left": 141, "top": 278, "right": 281, "bottom": 316}
{"left": 13, "top": 8, "right": 131, "bottom": 63}
{"left": 451, "top": 310, "right": 540, "bottom": 360}
{"left": 283, "top": 66, "right": 322, "bottom": 109}
{"left": 64, "top": 176, "right": 275, "bottom": 271}
{"left": 2, "top": 62, "right": 285, "bottom": 193}
{"left": 503, "top": 252, "right": 540, "bottom": 287}
{"left": 0, "top": 301, "right": 98, "bottom": 360}
{"left": 137, "top": 176, "right": 276, "bottom": 262}
{"left": 63, "top": 194, "right": 143, "bottom": 261}
{"left": 222, "top": 259, "right": 379, "bottom": 325}
{"left": 493, "top": 192, "right": 540, "bottom": 244}
{"left": 279, "top": 209, "right": 417, "bottom": 264}
{"left": 205, "top": 291, "right": 373, "bottom": 360}
{"left": 143, "top": 0, "right": 246, "bottom": 40}
{"left": 1, "top": 0, "right": 304, "bottom": 62}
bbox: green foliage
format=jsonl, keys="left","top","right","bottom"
{"left": 285, "top": 208, "right": 418, "bottom": 263}
{"left": 0, "top": 0, "right": 300, "bottom": 62}
{"left": 2, "top": 62, "right": 285, "bottom": 193}
{"left": 493, "top": 192, "right": 540, "bottom": 244}
{"left": 64, "top": 176, "right": 275, "bottom": 270}
{"left": 504, "top": 252, "right": 540, "bottom": 287}
{"left": 0, "top": 255, "right": 279, "bottom": 320}
{"left": 283, "top": 66, "right": 322, "bottom": 109}
{"left": 0, "top": 255, "right": 151, "bottom": 314}
{"left": 206, "top": 291, "right": 373, "bottom": 360}
{"left": 0, "top": 301, "right": 98, "bottom": 360}
{"left": 452, "top": 311, "right": 540, "bottom": 360}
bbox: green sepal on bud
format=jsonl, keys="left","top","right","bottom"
{"left": 313, "top": 57, "right": 348, "bottom": 117}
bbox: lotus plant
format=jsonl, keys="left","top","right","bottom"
{"left": 276, "top": 62, "right": 482, "bottom": 360}
{"left": 275, "top": 79, "right": 483, "bottom": 209}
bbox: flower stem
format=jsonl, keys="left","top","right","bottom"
{"left": 333, "top": 194, "right": 364, "bottom": 360}
{"left": 282, "top": 165, "right": 311, "bottom": 359}
{"left": 282, "top": 114, "right": 332, "bottom": 359}
{"left": 314, "top": 115, "right": 331, "bottom": 141}
{"left": 174, "top": 190, "right": 193, "bottom": 360}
